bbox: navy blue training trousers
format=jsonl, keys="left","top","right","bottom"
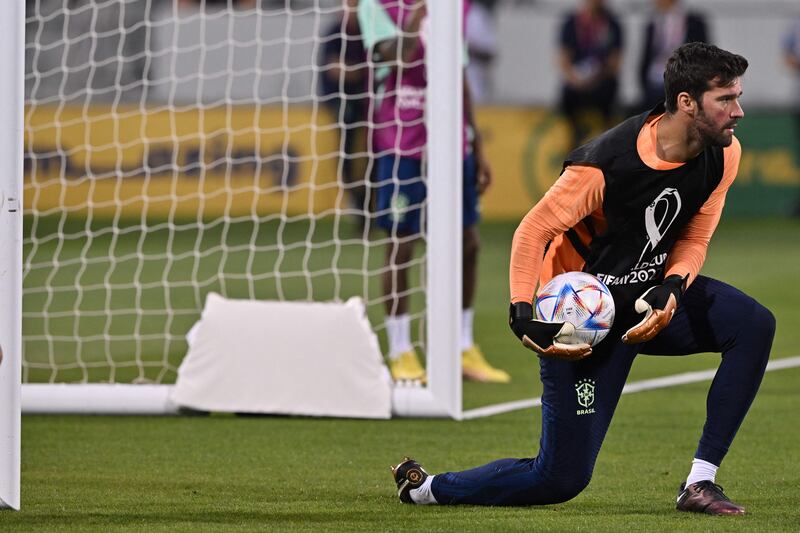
{"left": 431, "top": 276, "right": 776, "bottom": 506}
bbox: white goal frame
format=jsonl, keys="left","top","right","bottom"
{"left": 18, "top": 2, "right": 463, "bottom": 424}
{"left": 0, "top": 0, "right": 23, "bottom": 511}
{"left": 393, "top": 1, "right": 463, "bottom": 418}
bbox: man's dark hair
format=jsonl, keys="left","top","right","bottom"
{"left": 663, "top": 42, "right": 748, "bottom": 113}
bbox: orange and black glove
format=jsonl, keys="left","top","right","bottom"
{"left": 509, "top": 302, "right": 592, "bottom": 361}
{"left": 622, "top": 274, "right": 687, "bottom": 344}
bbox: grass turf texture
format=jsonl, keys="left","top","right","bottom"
{"left": 12, "top": 216, "right": 800, "bottom": 529}
{"left": 12, "top": 367, "right": 800, "bottom": 531}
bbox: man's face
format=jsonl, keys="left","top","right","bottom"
{"left": 694, "top": 78, "right": 745, "bottom": 147}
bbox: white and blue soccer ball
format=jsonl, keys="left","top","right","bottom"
{"left": 535, "top": 272, "right": 615, "bottom": 347}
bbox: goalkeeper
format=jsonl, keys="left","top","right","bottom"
{"left": 358, "top": 0, "right": 509, "bottom": 383}
{"left": 392, "top": 43, "right": 775, "bottom": 515}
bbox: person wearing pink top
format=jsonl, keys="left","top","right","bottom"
{"left": 358, "top": 0, "right": 509, "bottom": 384}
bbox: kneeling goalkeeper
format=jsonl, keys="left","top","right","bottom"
{"left": 391, "top": 42, "right": 775, "bottom": 515}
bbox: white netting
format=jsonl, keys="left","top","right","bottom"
{"left": 23, "top": 0, "right": 429, "bottom": 385}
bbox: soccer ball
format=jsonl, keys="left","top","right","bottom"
{"left": 535, "top": 272, "right": 615, "bottom": 347}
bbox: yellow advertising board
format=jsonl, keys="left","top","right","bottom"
{"left": 25, "top": 105, "right": 343, "bottom": 219}
{"left": 25, "top": 104, "right": 560, "bottom": 222}
{"left": 475, "top": 107, "right": 571, "bottom": 220}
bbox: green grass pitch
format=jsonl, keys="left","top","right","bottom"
{"left": 10, "top": 216, "right": 800, "bottom": 530}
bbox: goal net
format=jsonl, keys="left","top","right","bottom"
{"left": 21, "top": 1, "right": 463, "bottom": 417}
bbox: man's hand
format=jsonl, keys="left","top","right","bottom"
{"left": 509, "top": 302, "right": 592, "bottom": 361}
{"left": 375, "top": 1, "right": 427, "bottom": 64}
{"left": 405, "top": 1, "right": 427, "bottom": 35}
{"left": 622, "top": 274, "right": 687, "bottom": 344}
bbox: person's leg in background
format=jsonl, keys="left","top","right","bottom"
{"left": 376, "top": 155, "right": 427, "bottom": 382}
{"left": 460, "top": 154, "right": 510, "bottom": 383}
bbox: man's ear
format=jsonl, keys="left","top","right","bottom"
{"left": 677, "top": 91, "right": 697, "bottom": 116}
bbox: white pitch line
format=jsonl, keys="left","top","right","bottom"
{"left": 461, "top": 355, "right": 800, "bottom": 421}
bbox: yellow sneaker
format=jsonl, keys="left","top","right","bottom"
{"left": 462, "top": 345, "right": 511, "bottom": 383}
{"left": 389, "top": 351, "right": 427, "bottom": 383}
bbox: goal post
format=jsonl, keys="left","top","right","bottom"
{"left": 0, "top": 0, "right": 23, "bottom": 511}
{"left": 422, "top": 0, "right": 463, "bottom": 418}
{"left": 22, "top": 1, "right": 463, "bottom": 420}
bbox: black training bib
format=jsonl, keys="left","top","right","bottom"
{"left": 563, "top": 104, "right": 725, "bottom": 324}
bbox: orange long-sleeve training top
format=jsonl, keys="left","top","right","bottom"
{"left": 510, "top": 113, "right": 741, "bottom": 304}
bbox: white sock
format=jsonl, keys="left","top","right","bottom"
{"left": 409, "top": 475, "right": 437, "bottom": 505}
{"left": 685, "top": 458, "right": 718, "bottom": 487}
{"left": 386, "top": 314, "right": 413, "bottom": 359}
{"left": 461, "top": 308, "right": 474, "bottom": 351}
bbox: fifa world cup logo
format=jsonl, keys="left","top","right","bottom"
{"left": 638, "top": 188, "right": 682, "bottom": 263}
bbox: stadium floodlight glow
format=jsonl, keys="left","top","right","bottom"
{"left": 22, "top": 1, "right": 464, "bottom": 420}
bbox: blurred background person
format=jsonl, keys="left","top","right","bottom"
{"left": 783, "top": 16, "right": 800, "bottom": 216}
{"left": 318, "top": 0, "right": 370, "bottom": 229}
{"left": 358, "top": 0, "right": 510, "bottom": 384}
{"left": 784, "top": 17, "right": 800, "bottom": 107}
{"left": 638, "top": 0, "right": 708, "bottom": 111}
{"left": 557, "top": 0, "right": 623, "bottom": 149}
{"left": 465, "top": 0, "right": 498, "bottom": 104}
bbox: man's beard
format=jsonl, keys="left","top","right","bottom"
{"left": 696, "top": 110, "right": 734, "bottom": 148}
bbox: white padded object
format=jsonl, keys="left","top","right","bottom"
{"left": 173, "top": 294, "right": 392, "bottom": 419}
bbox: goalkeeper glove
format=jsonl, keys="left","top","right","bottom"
{"left": 622, "top": 274, "right": 687, "bottom": 344}
{"left": 509, "top": 302, "right": 592, "bottom": 361}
